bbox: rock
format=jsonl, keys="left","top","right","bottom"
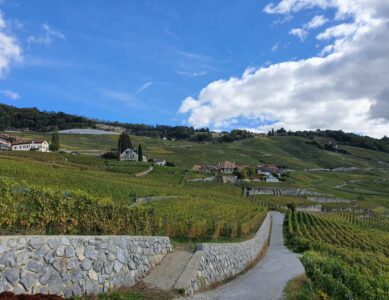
{"left": 4, "top": 268, "right": 20, "bottom": 285}
{"left": 72, "top": 282, "right": 82, "bottom": 296}
{"left": 107, "top": 252, "right": 116, "bottom": 262}
{"left": 64, "top": 287, "right": 73, "bottom": 298}
{"left": 39, "top": 267, "right": 54, "bottom": 285}
{"left": 104, "top": 261, "right": 114, "bottom": 274}
{"left": 75, "top": 246, "right": 85, "bottom": 260}
{"left": 70, "top": 268, "right": 84, "bottom": 283}
{"left": 47, "top": 239, "right": 60, "bottom": 249}
{"left": 88, "top": 269, "right": 98, "bottom": 281}
{"left": 47, "top": 275, "right": 63, "bottom": 295}
{"left": 85, "top": 281, "right": 99, "bottom": 295}
{"left": 116, "top": 249, "right": 127, "bottom": 264}
{"left": 26, "top": 261, "right": 43, "bottom": 273}
{"left": 60, "top": 237, "right": 71, "bottom": 246}
{"left": 81, "top": 259, "right": 93, "bottom": 271}
{"left": 65, "top": 246, "right": 76, "bottom": 258}
{"left": 114, "top": 261, "right": 123, "bottom": 273}
{"left": 52, "top": 258, "right": 65, "bottom": 273}
{"left": 0, "top": 252, "right": 15, "bottom": 268}
{"left": 67, "top": 259, "right": 80, "bottom": 270}
{"left": 85, "top": 246, "right": 97, "bottom": 259}
{"left": 20, "top": 271, "right": 37, "bottom": 291}
{"left": 93, "top": 261, "right": 103, "bottom": 273}
{"left": 29, "top": 237, "right": 45, "bottom": 249}
{"left": 0, "top": 278, "right": 12, "bottom": 292}
{"left": 56, "top": 245, "right": 66, "bottom": 257}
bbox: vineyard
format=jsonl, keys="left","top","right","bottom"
{"left": 284, "top": 211, "right": 389, "bottom": 299}
{"left": 0, "top": 177, "right": 266, "bottom": 241}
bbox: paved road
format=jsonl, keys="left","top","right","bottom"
{"left": 188, "top": 212, "right": 305, "bottom": 300}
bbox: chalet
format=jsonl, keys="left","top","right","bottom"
{"left": 11, "top": 140, "right": 49, "bottom": 152}
{"left": 218, "top": 161, "right": 236, "bottom": 173}
{"left": 0, "top": 134, "right": 11, "bottom": 150}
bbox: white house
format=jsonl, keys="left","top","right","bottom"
{"left": 11, "top": 140, "right": 49, "bottom": 152}
{"left": 120, "top": 148, "right": 138, "bottom": 161}
{"left": 154, "top": 159, "right": 166, "bottom": 166}
{"left": 0, "top": 134, "right": 11, "bottom": 150}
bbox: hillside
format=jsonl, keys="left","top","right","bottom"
{"left": 1, "top": 130, "right": 389, "bottom": 299}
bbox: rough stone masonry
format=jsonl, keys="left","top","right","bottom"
{"left": 174, "top": 212, "right": 272, "bottom": 295}
{"left": 0, "top": 235, "right": 172, "bottom": 297}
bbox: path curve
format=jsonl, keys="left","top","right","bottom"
{"left": 187, "top": 212, "right": 304, "bottom": 300}
{"left": 135, "top": 166, "right": 154, "bottom": 177}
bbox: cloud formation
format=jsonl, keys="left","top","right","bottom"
{"left": 0, "top": 10, "right": 22, "bottom": 77}
{"left": 1, "top": 89, "right": 19, "bottom": 99}
{"left": 27, "top": 23, "right": 65, "bottom": 46}
{"left": 180, "top": 0, "right": 389, "bottom": 138}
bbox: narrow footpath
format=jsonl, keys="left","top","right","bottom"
{"left": 135, "top": 166, "right": 154, "bottom": 177}
{"left": 188, "top": 212, "right": 305, "bottom": 300}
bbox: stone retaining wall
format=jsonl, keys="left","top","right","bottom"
{"left": 244, "top": 187, "right": 322, "bottom": 197}
{"left": 0, "top": 235, "right": 172, "bottom": 298}
{"left": 174, "top": 213, "right": 272, "bottom": 295}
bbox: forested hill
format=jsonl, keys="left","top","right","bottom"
{"left": 0, "top": 103, "right": 95, "bottom": 131}
{"left": 0, "top": 103, "right": 254, "bottom": 142}
{"left": 0, "top": 103, "right": 388, "bottom": 152}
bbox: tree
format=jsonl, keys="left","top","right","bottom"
{"left": 287, "top": 202, "right": 296, "bottom": 213}
{"left": 50, "top": 127, "right": 60, "bottom": 151}
{"left": 118, "top": 132, "right": 132, "bottom": 154}
{"left": 137, "top": 144, "right": 143, "bottom": 162}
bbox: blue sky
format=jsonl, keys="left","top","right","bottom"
{"left": 0, "top": 0, "right": 321, "bottom": 124}
{"left": 0, "top": 0, "right": 388, "bottom": 137}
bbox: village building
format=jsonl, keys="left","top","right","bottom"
{"left": 0, "top": 134, "right": 11, "bottom": 150}
{"left": 154, "top": 159, "right": 166, "bottom": 166}
{"left": 218, "top": 161, "right": 236, "bottom": 173}
{"left": 11, "top": 140, "right": 49, "bottom": 152}
{"left": 192, "top": 164, "right": 202, "bottom": 172}
{"left": 120, "top": 148, "right": 138, "bottom": 161}
{"left": 120, "top": 148, "right": 147, "bottom": 162}
{"left": 256, "top": 164, "right": 282, "bottom": 182}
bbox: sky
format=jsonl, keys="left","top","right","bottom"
{"left": 0, "top": 0, "right": 388, "bottom": 137}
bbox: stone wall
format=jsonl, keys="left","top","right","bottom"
{"left": 244, "top": 187, "right": 322, "bottom": 197}
{"left": 0, "top": 235, "right": 172, "bottom": 298}
{"left": 174, "top": 213, "right": 272, "bottom": 295}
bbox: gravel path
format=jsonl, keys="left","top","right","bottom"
{"left": 188, "top": 212, "right": 305, "bottom": 300}
{"left": 135, "top": 166, "right": 154, "bottom": 177}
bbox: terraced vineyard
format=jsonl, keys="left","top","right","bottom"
{"left": 284, "top": 211, "right": 389, "bottom": 299}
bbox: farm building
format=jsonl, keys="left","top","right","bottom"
{"left": 0, "top": 134, "right": 11, "bottom": 150}
{"left": 120, "top": 148, "right": 138, "bottom": 161}
{"left": 154, "top": 159, "right": 166, "bottom": 166}
{"left": 120, "top": 148, "right": 147, "bottom": 162}
{"left": 218, "top": 161, "right": 236, "bottom": 173}
{"left": 11, "top": 140, "right": 49, "bottom": 152}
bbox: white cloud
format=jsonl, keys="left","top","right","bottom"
{"left": 305, "top": 15, "right": 328, "bottom": 29}
{"left": 1, "top": 89, "right": 19, "bottom": 99}
{"left": 179, "top": 0, "right": 389, "bottom": 138}
{"left": 27, "top": 23, "right": 64, "bottom": 46}
{"left": 0, "top": 10, "right": 22, "bottom": 77}
{"left": 271, "top": 41, "right": 280, "bottom": 52}
{"left": 289, "top": 28, "right": 307, "bottom": 41}
{"left": 135, "top": 81, "right": 153, "bottom": 95}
